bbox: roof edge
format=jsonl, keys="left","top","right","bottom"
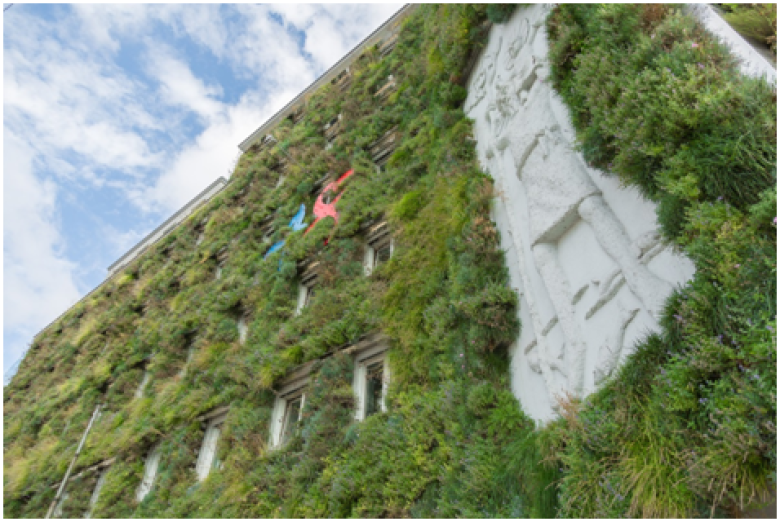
{"left": 238, "top": 4, "right": 417, "bottom": 152}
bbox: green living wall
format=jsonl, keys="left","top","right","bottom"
{"left": 3, "top": 4, "right": 776, "bottom": 519}
{"left": 543, "top": 4, "right": 776, "bottom": 518}
{"left": 4, "top": 4, "right": 552, "bottom": 519}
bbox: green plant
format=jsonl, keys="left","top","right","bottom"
{"left": 722, "top": 3, "right": 777, "bottom": 52}
{"left": 545, "top": 4, "right": 776, "bottom": 517}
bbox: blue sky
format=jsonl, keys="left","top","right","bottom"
{"left": 3, "top": 3, "right": 403, "bottom": 382}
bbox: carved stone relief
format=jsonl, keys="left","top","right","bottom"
{"left": 467, "top": 4, "right": 696, "bottom": 422}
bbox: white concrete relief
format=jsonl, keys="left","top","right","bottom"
{"left": 467, "top": 5, "right": 696, "bottom": 422}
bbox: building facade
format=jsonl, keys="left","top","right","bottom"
{"left": 4, "top": 4, "right": 776, "bottom": 519}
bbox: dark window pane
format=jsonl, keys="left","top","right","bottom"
{"left": 374, "top": 245, "right": 391, "bottom": 268}
{"left": 365, "top": 361, "right": 384, "bottom": 417}
{"left": 282, "top": 397, "right": 302, "bottom": 444}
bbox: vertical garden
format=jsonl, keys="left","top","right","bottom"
{"left": 3, "top": 4, "right": 776, "bottom": 519}
{"left": 543, "top": 4, "right": 776, "bottom": 518}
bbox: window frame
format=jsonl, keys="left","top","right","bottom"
{"left": 295, "top": 261, "right": 319, "bottom": 315}
{"left": 237, "top": 314, "right": 249, "bottom": 345}
{"left": 84, "top": 466, "right": 109, "bottom": 518}
{"left": 363, "top": 221, "right": 393, "bottom": 276}
{"left": 52, "top": 492, "right": 69, "bottom": 518}
{"left": 353, "top": 342, "right": 390, "bottom": 421}
{"left": 134, "top": 370, "right": 151, "bottom": 399}
{"left": 195, "top": 408, "right": 229, "bottom": 482}
{"left": 136, "top": 443, "right": 162, "bottom": 502}
{"left": 269, "top": 369, "right": 311, "bottom": 449}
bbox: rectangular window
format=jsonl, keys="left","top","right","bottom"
{"left": 353, "top": 342, "right": 390, "bottom": 421}
{"left": 374, "top": 74, "right": 397, "bottom": 101}
{"left": 136, "top": 444, "right": 162, "bottom": 502}
{"left": 215, "top": 248, "right": 228, "bottom": 280}
{"left": 373, "top": 243, "right": 392, "bottom": 269}
{"left": 270, "top": 389, "right": 306, "bottom": 449}
{"left": 194, "top": 217, "right": 208, "bottom": 246}
{"left": 364, "top": 222, "right": 393, "bottom": 276}
{"left": 295, "top": 263, "right": 319, "bottom": 315}
{"left": 364, "top": 361, "right": 384, "bottom": 418}
{"left": 237, "top": 315, "right": 249, "bottom": 345}
{"left": 295, "top": 283, "right": 315, "bottom": 315}
{"left": 269, "top": 368, "right": 311, "bottom": 449}
{"left": 281, "top": 395, "right": 304, "bottom": 445}
{"left": 195, "top": 409, "right": 228, "bottom": 481}
{"left": 134, "top": 370, "right": 150, "bottom": 399}
{"left": 84, "top": 467, "right": 109, "bottom": 518}
{"left": 369, "top": 127, "right": 400, "bottom": 167}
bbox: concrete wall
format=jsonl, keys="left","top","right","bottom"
{"left": 465, "top": 4, "right": 697, "bottom": 422}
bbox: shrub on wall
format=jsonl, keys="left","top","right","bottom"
{"left": 4, "top": 4, "right": 556, "bottom": 519}
{"left": 545, "top": 4, "right": 776, "bottom": 517}
{"left": 4, "top": 4, "right": 774, "bottom": 519}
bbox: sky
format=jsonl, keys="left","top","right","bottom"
{"left": 3, "top": 3, "right": 404, "bottom": 383}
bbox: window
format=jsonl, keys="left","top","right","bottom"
{"left": 179, "top": 333, "right": 197, "bottom": 378}
{"left": 369, "top": 127, "right": 400, "bottom": 167}
{"left": 281, "top": 395, "right": 304, "bottom": 445}
{"left": 364, "top": 360, "right": 385, "bottom": 418}
{"left": 269, "top": 370, "right": 311, "bottom": 449}
{"left": 136, "top": 444, "right": 162, "bottom": 502}
{"left": 215, "top": 248, "right": 228, "bottom": 280}
{"left": 295, "top": 262, "right": 319, "bottom": 315}
{"left": 52, "top": 492, "right": 69, "bottom": 518}
{"left": 262, "top": 227, "right": 275, "bottom": 243}
{"left": 374, "top": 74, "right": 397, "bottom": 101}
{"left": 237, "top": 315, "right": 249, "bottom": 345}
{"left": 295, "top": 283, "right": 316, "bottom": 315}
{"left": 270, "top": 389, "right": 306, "bottom": 448}
{"left": 323, "top": 114, "right": 342, "bottom": 149}
{"left": 331, "top": 69, "right": 351, "bottom": 91}
{"left": 134, "top": 370, "right": 151, "bottom": 399}
{"left": 195, "top": 408, "right": 228, "bottom": 481}
{"left": 194, "top": 218, "right": 208, "bottom": 246}
{"left": 85, "top": 467, "right": 109, "bottom": 518}
{"left": 179, "top": 346, "right": 195, "bottom": 377}
{"left": 364, "top": 222, "right": 393, "bottom": 276}
{"left": 353, "top": 341, "right": 390, "bottom": 421}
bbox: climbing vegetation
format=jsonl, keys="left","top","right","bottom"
{"left": 545, "top": 4, "right": 776, "bottom": 517}
{"left": 3, "top": 4, "right": 552, "bottom": 519}
{"left": 4, "top": 4, "right": 774, "bottom": 519}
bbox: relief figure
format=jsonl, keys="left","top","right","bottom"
{"left": 478, "top": 14, "right": 672, "bottom": 396}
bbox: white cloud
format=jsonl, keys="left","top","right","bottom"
{"left": 228, "top": 4, "right": 317, "bottom": 87}
{"left": 4, "top": 14, "right": 162, "bottom": 173}
{"left": 271, "top": 4, "right": 404, "bottom": 70}
{"left": 170, "top": 4, "right": 229, "bottom": 58}
{"left": 3, "top": 131, "right": 81, "bottom": 368}
{"left": 71, "top": 4, "right": 155, "bottom": 54}
{"left": 142, "top": 89, "right": 276, "bottom": 213}
{"left": 146, "top": 46, "right": 225, "bottom": 122}
{"left": 72, "top": 4, "right": 230, "bottom": 60}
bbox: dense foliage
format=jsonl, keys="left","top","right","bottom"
{"left": 4, "top": 4, "right": 560, "bottom": 519}
{"left": 545, "top": 4, "right": 776, "bottom": 517}
{"left": 4, "top": 4, "right": 775, "bottom": 519}
{"left": 721, "top": 3, "right": 777, "bottom": 53}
